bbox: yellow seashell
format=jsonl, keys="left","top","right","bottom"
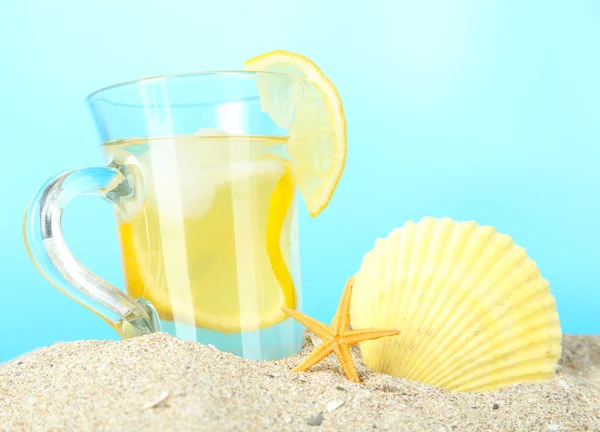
{"left": 350, "top": 216, "right": 562, "bottom": 392}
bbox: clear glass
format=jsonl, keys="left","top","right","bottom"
{"left": 24, "top": 72, "right": 306, "bottom": 360}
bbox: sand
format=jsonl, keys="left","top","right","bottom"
{"left": 0, "top": 333, "right": 598, "bottom": 432}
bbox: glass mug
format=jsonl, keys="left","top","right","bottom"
{"left": 24, "top": 72, "right": 306, "bottom": 360}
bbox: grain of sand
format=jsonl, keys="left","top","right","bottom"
{"left": 1, "top": 333, "right": 598, "bottom": 431}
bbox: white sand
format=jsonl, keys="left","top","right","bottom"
{"left": 0, "top": 333, "right": 598, "bottom": 431}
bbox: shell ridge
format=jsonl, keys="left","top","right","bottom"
{"left": 383, "top": 228, "right": 405, "bottom": 374}
{"left": 399, "top": 218, "right": 454, "bottom": 375}
{"left": 402, "top": 220, "right": 478, "bottom": 379}
{"left": 415, "top": 226, "right": 504, "bottom": 382}
{"left": 353, "top": 227, "right": 403, "bottom": 372}
{"left": 446, "top": 354, "right": 561, "bottom": 392}
{"left": 434, "top": 317, "right": 562, "bottom": 389}
{"left": 426, "top": 272, "right": 559, "bottom": 384}
{"left": 395, "top": 217, "right": 438, "bottom": 373}
{"left": 456, "top": 372, "right": 556, "bottom": 392}
{"left": 375, "top": 230, "right": 396, "bottom": 372}
{"left": 383, "top": 223, "right": 416, "bottom": 374}
{"left": 393, "top": 220, "right": 421, "bottom": 371}
{"left": 421, "top": 243, "right": 538, "bottom": 383}
{"left": 354, "top": 239, "right": 387, "bottom": 367}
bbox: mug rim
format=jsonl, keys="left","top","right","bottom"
{"left": 85, "top": 70, "right": 306, "bottom": 103}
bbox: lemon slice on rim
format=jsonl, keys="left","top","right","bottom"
{"left": 245, "top": 50, "right": 347, "bottom": 217}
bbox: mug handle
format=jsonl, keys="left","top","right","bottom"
{"left": 23, "top": 162, "right": 160, "bottom": 338}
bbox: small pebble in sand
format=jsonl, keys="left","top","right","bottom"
{"left": 307, "top": 413, "right": 324, "bottom": 426}
{"left": 326, "top": 400, "right": 344, "bottom": 412}
{"left": 141, "top": 390, "right": 170, "bottom": 410}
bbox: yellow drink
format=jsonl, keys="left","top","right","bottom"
{"left": 102, "top": 134, "right": 301, "bottom": 354}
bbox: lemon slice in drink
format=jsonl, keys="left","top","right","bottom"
{"left": 119, "top": 151, "right": 296, "bottom": 334}
{"left": 245, "top": 50, "right": 347, "bottom": 217}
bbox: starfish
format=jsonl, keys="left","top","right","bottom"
{"left": 282, "top": 276, "right": 400, "bottom": 383}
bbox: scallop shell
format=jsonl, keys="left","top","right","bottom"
{"left": 350, "top": 217, "right": 562, "bottom": 392}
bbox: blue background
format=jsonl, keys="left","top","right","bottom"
{"left": 1, "top": 0, "right": 598, "bottom": 362}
